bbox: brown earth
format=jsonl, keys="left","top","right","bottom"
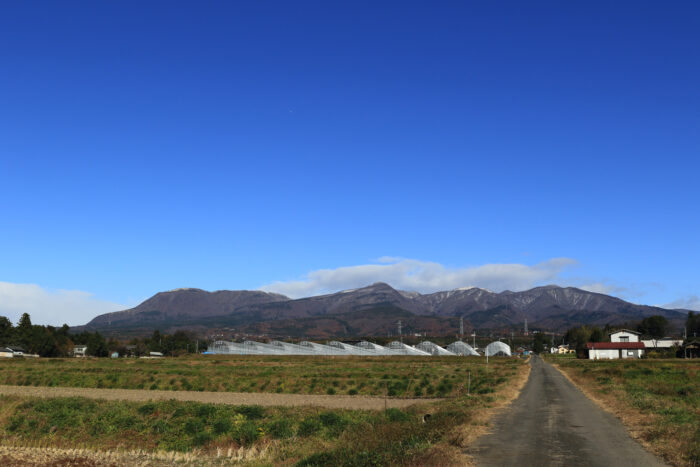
{"left": 0, "top": 385, "right": 437, "bottom": 410}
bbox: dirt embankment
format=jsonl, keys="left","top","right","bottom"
{"left": 0, "top": 385, "right": 438, "bottom": 410}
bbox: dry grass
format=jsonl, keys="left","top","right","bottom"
{"left": 449, "top": 357, "right": 532, "bottom": 466}
{"left": 551, "top": 359, "right": 699, "bottom": 467}
{"left": 0, "top": 444, "right": 264, "bottom": 466}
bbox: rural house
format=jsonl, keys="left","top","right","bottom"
{"left": 587, "top": 342, "right": 645, "bottom": 359}
{"left": 72, "top": 345, "right": 88, "bottom": 357}
{"left": 610, "top": 329, "right": 641, "bottom": 343}
{"left": 588, "top": 330, "right": 646, "bottom": 359}
{"left": 0, "top": 347, "right": 14, "bottom": 358}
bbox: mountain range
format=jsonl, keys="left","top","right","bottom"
{"left": 79, "top": 283, "right": 689, "bottom": 338}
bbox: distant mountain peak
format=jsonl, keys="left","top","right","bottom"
{"left": 80, "top": 282, "right": 688, "bottom": 337}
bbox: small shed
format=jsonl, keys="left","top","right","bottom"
{"left": 110, "top": 352, "right": 119, "bottom": 358}
{"left": 679, "top": 340, "right": 699, "bottom": 358}
{"left": 0, "top": 347, "right": 14, "bottom": 358}
{"left": 149, "top": 351, "right": 164, "bottom": 357}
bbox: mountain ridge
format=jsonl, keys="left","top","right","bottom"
{"left": 78, "top": 283, "right": 689, "bottom": 338}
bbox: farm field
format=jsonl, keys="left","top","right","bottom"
{"left": 0, "top": 356, "right": 529, "bottom": 465}
{"left": 552, "top": 358, "right": 699, "bottom": 467}
{"left": 0, "top": 354, "right": 509, "bottom": 398}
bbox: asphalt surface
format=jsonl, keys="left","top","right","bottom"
{"left": 468, "top": 355, "right": 667, "bottom": 467}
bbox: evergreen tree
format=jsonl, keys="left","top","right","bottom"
{"left": 86, "top": 332, "right": 108, "bottom": 357}
{"left": 685, "top": 311, "right": 700, "bottom": 339}
{"left": 637, "top": 315, "right": 669, "bottom": 347}
{"left": 0, "top": 316, "right": 13, "bottom": 345}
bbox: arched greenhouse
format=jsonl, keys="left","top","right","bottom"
{"left": 446, "top": 340, "right": 479, "bottom": 356}
{"left": 485, "top": 341, "right": 512, "bottom": 357}
{"left": 416, "top": 341, "right": 456, "bottom": 356}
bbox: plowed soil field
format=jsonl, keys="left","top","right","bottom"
{"left": 0, "top": 385, "right": 436, "bottom": 410}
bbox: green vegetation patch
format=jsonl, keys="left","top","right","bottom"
{"left": 0, "top": 354, "right": 516, "bottom": 398}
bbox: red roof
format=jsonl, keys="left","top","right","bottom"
{"left": 587, "top": 342, "right": 645, "bottom": 350}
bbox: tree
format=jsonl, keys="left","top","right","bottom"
{"left": 564, "top": 326, "right": 589, "bottom": 357}
{"left": 638, "top": 315, "right": 669, "bottom": 347}
{"left": 16, "top": 313, "right": 33, "bottom": 349}
{"left": 146, "top": 330, "right": 163, "bottom": 352}
{"left": 532, "top": 332, "right": 547, "bottom": 354}
{"left": 0, "top": 316, "right": 13, "bottom": 345}
{"left": 686, "top": 311, "right": 700, "bottom": 340}
{"left": 86, "top": 332, "right": 108, "bottom": 357}
{"left": 589, "top": 326, "right": 604, "bottom": 343}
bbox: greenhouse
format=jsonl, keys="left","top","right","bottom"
{"left": 385, "top": 341, "right": 432, "bottom": 356}
{"left": 207, "top": 339, "right": 515, "bottom": 357}
{"left": 446, "top": 340, "right": 480, "bottom": 356}
{"left": 298, "top": 341, "right": 349, "bottom": 355}
{"left": 416, "top": 341, "right": 456, "bottom": 356}
{"left": 485, "top": 341, "right": 512, "bottom": 357}
{"left": 327, "top": 341, "right": 379, "bottom": 355}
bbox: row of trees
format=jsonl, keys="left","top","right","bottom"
{"left": 0, "top": 313, "right": 79, "bottom": 357}
{"left": 0, "top": 313, "right": 199, "bottom": 358}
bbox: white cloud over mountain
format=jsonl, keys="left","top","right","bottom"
{"left": 261, "top": 257, "right": 579, "bottom": 298}
{"left": 663, "top": 295, "right": 700, "bottom": 311}
{"left": 0, "top": 281, "right": 124, "bottom": 326}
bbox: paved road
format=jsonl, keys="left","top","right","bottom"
{"left": 0, "top": 385, "right": 436, "bottom": 410}
{"left": 468, "top": 355, "right": 666, "bottom": 467}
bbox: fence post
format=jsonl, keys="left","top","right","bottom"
{"left": 384, "top": 381, "right": 388, "bottom": 412}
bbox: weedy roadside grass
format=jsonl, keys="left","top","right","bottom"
{"left": 552, "top": 358, "right": 699, "bottom": 467}
{"left": 0, "top": 357, "right": 529, "bottom": 465}
{"left": 0, "top": 355, "right": 508, "bottom": 398}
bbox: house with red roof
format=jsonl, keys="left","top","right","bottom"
{"left": 587, "top": 330, "right": 646, "bottom": 360}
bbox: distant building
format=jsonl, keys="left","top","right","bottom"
{"left": 0, "top": 347, "right": 14, "bottom": 358}
{"left": 110, "top": 352, "right": 119, "bottom": 358}
{"left": 587, "top": 342, "right": 645, "bottom": 359}
{"left": 72, "top": 345, "right": 88, "bottom": 357}
{"left": 7, "top": 346, "right": 25, "bottom": 357}
{"left": 641, "top": 337, "right": 683, "bottom": 349}
{"left": 149, "top": 351, "right": 164, "bottom": 357}
{"left": 680, "top": 340, "right": 699, "bottom": 358}
{"left": 551, "top": 345, "right": 574, "bottom": 354}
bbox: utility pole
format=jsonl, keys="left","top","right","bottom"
{"left": 460, "top": 317, "right": 464, "bottom": 340}
{"left": 472, "top": 331, "right": 476, "bottom": 349}
{"left": 398, "top": 320, "right": 402, "bottom": 343}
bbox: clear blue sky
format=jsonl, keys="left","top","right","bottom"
{"left": 1, "top": 1, "right": 699, "bottom": 324}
